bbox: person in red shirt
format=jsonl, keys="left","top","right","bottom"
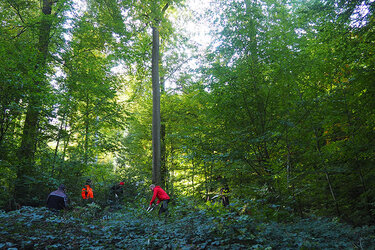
{"left": 148, "top": 184, "right": 170, "bottom": 216}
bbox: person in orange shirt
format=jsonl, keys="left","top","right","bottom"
{"left": 82, "top": 179, "right": 94, "bottom": 203}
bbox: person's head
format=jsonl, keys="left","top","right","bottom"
{"left": 86, "top": 179, "right": 92, "bottom": 185}
{"left": 149, "top": 184, "right": 155, "bottom": 191}
{"left": 59, "top": 184, "right": 66, "bottom": 192}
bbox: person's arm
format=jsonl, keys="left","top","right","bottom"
{"left": 81, "top": 187, "right": 86, "bottom": 199}
{"left": 64, "top": 195, "right": 68, "bottom": 208}
{"left": 149, "top": 190, "right": 157, "bottom": 206}
{"left": 46, "top": 194, "right": 51, "bottom": 206}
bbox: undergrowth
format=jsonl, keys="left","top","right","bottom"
{"left": 0, "top": 199, "right": 374, "bottom": 249}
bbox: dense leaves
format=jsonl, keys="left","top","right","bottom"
{"left": 1, "top": 202, "right": 375, "bottom": 249}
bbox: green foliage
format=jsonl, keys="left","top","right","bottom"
{"left": 185, "top": 0, "right": 375, "bottom": 225}
{"left": 1, "top": 203, "right": 374, "bottom": 249}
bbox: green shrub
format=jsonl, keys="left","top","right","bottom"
{"left": 1, "top": 204, "right": 374, "bottom": 249}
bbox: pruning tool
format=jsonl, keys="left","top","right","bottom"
{"left": 146, "top": 204, "right": 157, "bottom": 212}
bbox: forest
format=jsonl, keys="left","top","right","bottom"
{"left": 1, "top": 0, "right": 375, "bottom": 249}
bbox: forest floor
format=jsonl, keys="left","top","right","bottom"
{"left": 1, "top": 202, "right": 375, "bottom": 249}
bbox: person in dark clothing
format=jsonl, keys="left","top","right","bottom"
{"left": 110, "top": 181, "right": 125, "bottom": 205}
{"left": 47, "top": 184, "right": 68, "bottom": 211}
{"left": 220, "top": 184, "right": 230, "bottom": 207}
{"left": 111, "top": 182, "right": 125, "bottom": 197}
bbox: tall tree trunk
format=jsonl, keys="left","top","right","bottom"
{"left": 150, "top": 2, "right": 169, "bottom": 186}
{"left": 0, "top": 105, "right": 13, "bottom": 149}
{"left": 286, "top": 124, "right": 303, "bottom": 216}
{"left": 62, "top": 123, "right": 71, "bottom": 162}
{"left": 152, "top": 25, "right": 161, "bottom": 185}
{"left": 84, "top": 93, "right": 90, "bottom": 166}
{"left": 52, "top": 112, "right": 67, "bottom": 176}
{"left": 161, "top": 122, "right": 167, "bottom": 185}
{"left": 191, "top": 157, "right": 195, "bottom": 196}
{"left": 160, "top": 50, "right": 168, "bottom": 188}
{"left": 170, "top": 144, "right": 175, "bottom": 196}
{"left": 204, "top": 162, "right": 209, "bottom": 201}
{"left": 15, "top": 0, "right": 53, "bottom": 204}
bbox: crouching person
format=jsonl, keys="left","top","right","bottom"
{"left": 47, "top": 184, "right": 68, "bottom": 212}
{"left": 148, "top": 184, "right": 170, "bottom": 217}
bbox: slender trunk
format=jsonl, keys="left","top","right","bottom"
{"left": 161, "top": 123, "right": 166, "bottom": 185}
{"left": 191, "top": 157, "right": 195, "bottom": 196}
{"left": 0, "top": 110, "right": 10, "bottom": 159}
{"left": 285, "top": 127, "right": 303, "bottom": 215}
{"left": 160, "top": 51, "right": 167, "bottom": 187}
{"left": 210, "top": 163, "right": 213, "bottom": 193}
{"left": 0, "top": 106, "right": 12, "bottom": 147}
{"left": 286, "top": 127, "right": 291, "bottom": 185}
{"left": 84, "top": 93, "right": 90, "bottom": 166}
{"left": 205, "top": 162, "right": 209, "bottom": 201}
{"left": 170, "top": 144, "right": 175, "bottom": 196}
{"left": 52, "top": 113, "right": 66, "bottom": 176}
{"left": 59, "top": 128, "right": 71, "bottom": 179}
{"left": 324, "top": 172, "right": 340, "bottom": 215}
{"left": 62, "top": 123, "right": 71, "bottom": 162}
{"left": 314, "top": 128, "right": 341, "bottom": 217}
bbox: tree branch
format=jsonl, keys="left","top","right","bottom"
{"left": 162, "top": 2, "right": 169, "bottom": 14}
{"left": 6, "top": 0, "right": 25, "bottom": 24}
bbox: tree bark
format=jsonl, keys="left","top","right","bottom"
{"left": 84, "top": 93, "right": 90, "bottom": 166}
{"left": 151, "top": 25, "right": 161, "bottom": 185}
{"left": 160, "top": 50, "right": 167, "bottom": 188}
{"left": 52, "top": 113, "right": 66, "bottom": 176}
